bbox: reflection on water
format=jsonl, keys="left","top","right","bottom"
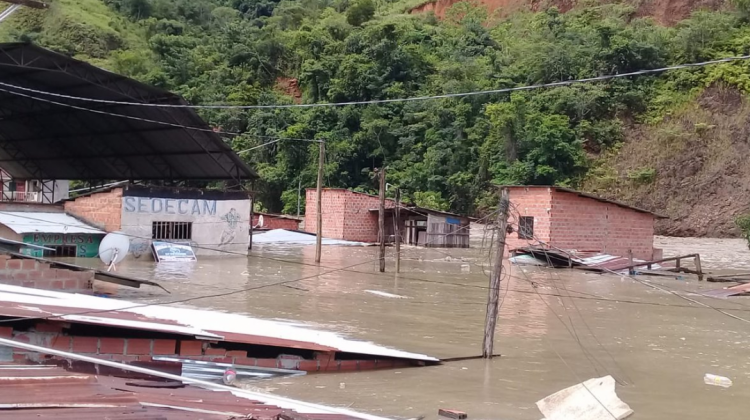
{"left": 56, "top": 235, "right": 750, "bottom": 420}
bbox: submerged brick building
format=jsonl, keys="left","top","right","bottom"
{"left": 505, "top": 186, "right": 662, "bottom": 260}
{"left": 304, "top": 188, "right": 470, "bottom": 247}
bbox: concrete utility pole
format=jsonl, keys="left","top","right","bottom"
{"left": 482, "top": 188, "right": 509, "bottom": 359}
{"left": 378, "top": 167, "right": 386, "bottom": 272}
{"left": 394, "top": 187, "right": 401, "bottom": 273}
{"left": 315, "top": 141, "right": 325, "bottom": 263}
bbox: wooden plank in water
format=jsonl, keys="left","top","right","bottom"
{"left": 700, "top": 283, "right": 750, "bottom": 298}
{"left": 438, "top": 409, "right": 467, "bottom": 419}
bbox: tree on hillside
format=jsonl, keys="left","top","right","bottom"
{"left": 346, "top": 0, "right": 375, "bottom": 26}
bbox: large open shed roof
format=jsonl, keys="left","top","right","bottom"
{"left": 0, "top": 43, "right": 256, "bottom": 181}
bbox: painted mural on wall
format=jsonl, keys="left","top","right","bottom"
{"left": 21, "top": 233, "right": 103, "bottom": 257}
{"left": 219, "top": 208, "right": 241, "bottom": 246}
{"left": 120, "top": 196, "right": 250, "bottom": 256}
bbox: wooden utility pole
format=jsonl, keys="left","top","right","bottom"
{"left": 394, "top": 188, "right": 401, "bottom": 273}
{"left": 378, "top": 167, "right": 386, "bottom": 272}
{"left": 315, "top": 141, "right": 325, "bottom": 263}
{"left": 482, "top": 188, "right": 509, "bottom": 359}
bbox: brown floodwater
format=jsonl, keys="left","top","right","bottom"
{"left": 64, "top": 234, "right": 750, "bottom": 419}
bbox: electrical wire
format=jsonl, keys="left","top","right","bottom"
{"left": 504, "top": 198, "right": 750, "bottom": 325}
{"left": 2, "top": 55, "right": 750, "bottom": 109}
{"left": 0, "top": 84, "right": 326, "bottom": 146}
{"left": 236, "top": 137, "right": 322, "bottom": 154}
{"left": 0, "top": 208, "right": 502, "bottom": 324}
{"left": 0, "top": 86, "right": 243, "bottom": 136}
{"left": 507, "top": 201, "right": 634, "bottom": 384}
{"left": 4, "top": 207, "right": 748, "bottom": 311}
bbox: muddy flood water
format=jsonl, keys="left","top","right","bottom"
{"left": 66, "top": 233, "right": 750, "bottom": 419}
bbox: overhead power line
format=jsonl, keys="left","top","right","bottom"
{"left": 0, "top": 208, "right": 502, "bottom": 324}
{"left": 1, "top": 55, "right": 749, "bottom": 109}
{"left": 0, "top": 85, "right": 321, "bottom": 146}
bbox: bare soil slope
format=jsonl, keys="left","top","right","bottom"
{"left": 583, "top": 85, "right": 750, "bottom": 237}
{"left": 409, "top": 0, "right": 726, "bottom": 25}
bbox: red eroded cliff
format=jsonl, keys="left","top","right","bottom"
{"left": 409, "top": 0, "right": 726, "bottom": 25}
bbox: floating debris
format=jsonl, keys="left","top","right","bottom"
{"left": 365, "top": 290, "right": 409, "bottom": 299}
{"left": 537, "top": 375, "right": 633, "bottom": 420}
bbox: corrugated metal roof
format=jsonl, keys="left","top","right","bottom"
{"left": 577, "top": 254, "right": 663, "bottom": 272}
{"left": 0, "top": 365, "right": 362, "bottom": 420}
{"left": 0, "top": 212, "right": 104, "bottom": 234}
{"left": 253, "top": 229, "right": 370, "bottom": 246}
{"left": 0, "top": 43, "right": 255, "bottom": 181}
{"left": 0, "top": 285, "right": 438, "bottom": 362}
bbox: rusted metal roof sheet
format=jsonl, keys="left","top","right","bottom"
{"left": 0, "top": 364, "right": 361, "bottom": 420}
{"left": 577, "top": 254, "right": 664, "bottom": 272}
{"left": 700, "top": 283, "right": 750, "bottom": 298}
{"left": 0, "top": 285, "right": 438, "bottom": 362}
{"left": 510, "top": 247, "right": 663, "bottom": 272}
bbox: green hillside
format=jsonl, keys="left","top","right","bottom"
{"left": 2, "top": 0, "right": 750, "bottom": 234}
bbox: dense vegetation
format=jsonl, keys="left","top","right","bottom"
{"left": 2, "top": 0, "right": 750, "bottom": 215}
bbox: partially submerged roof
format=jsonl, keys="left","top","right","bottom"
{"left": 0, "top": 211, "right": 104, "bottom": 234}
{"left": 256, "top": 212, "right": 304, "bottom": 221}
{"left": 253, "top": 229, "right": 370, "bottom": 246}
{"left": 0, "top": 364, "right": 373, "bottom": 419}
{"left": 0, "top": 43, "right": 255, "bottom": 181}
{"left": 500, "top": 185, "right": 666, "bottom": 217}
{"left": 0, "top": 284, "right": 438, "bottom": 362}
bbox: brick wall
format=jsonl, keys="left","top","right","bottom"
{"left": 343, "top": 190, "right": 395, "bottom": 242}
{"left": 304, "top": 189, "right": 347, "bottom": 239}
{"left": 550, "top": 191, "right": 655, "bottom": 260}
{"left": 64, "top": 188, "right": 123, "bottom": 232}
{"left": 3, "top": 326, "right": 420, "bottom": 372}
{"left": 505, "top": 187, "right": 553, "bottom": 253}
{"left": 0, "top": 255, "right": 94, "bottom": 290}
{"left": 305, "top": 189, "right": 397, "bottom": 243}
{"left": 252, "top": 213, "right": 300, "bottom": 231}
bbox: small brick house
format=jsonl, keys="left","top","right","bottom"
{"left": 304, "top": 188, "right": 470, "bottom": 247}
{"left": 505, "top": 186, "right": 661, "bottom": 260}
{"left": 304, "top": 188, "right": 395, "bottom": 243}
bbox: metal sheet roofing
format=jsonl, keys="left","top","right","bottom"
{"left": 0, "top": 43, "right": 256, "bottom": 181}
{"left": 0, "top": 211, "right": 104, "bottom": 234}
{"left": 0, "top": 365, "right": 366, "bottom": 420}
{"left": 0, "top": 284, "right": 438, "bottom": 362}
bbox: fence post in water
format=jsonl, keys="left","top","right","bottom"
{"left": 694, "top": 254, "right": 703, "bottom": 281}
{"left": 315, "top": 141, "right": 325, "bottom": 263}
{"left": 483, "top": 188, "right": 509, "bottom": 359}
{"left": 378, "top": 167, "right": 386, "bottom": 273}
{"left": 628, "top": 249, "right": 634, "bottom": 275}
